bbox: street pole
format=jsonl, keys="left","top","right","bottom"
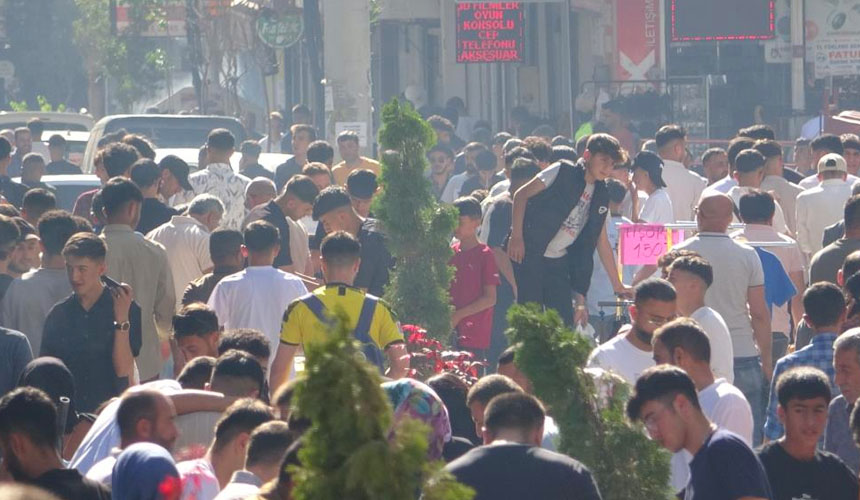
{"left": 790, "top": 0, "right": 805, "bottom": 113}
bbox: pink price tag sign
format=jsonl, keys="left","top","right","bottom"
{"left": 619, "top": 224, "right": 685, "bottom": 266}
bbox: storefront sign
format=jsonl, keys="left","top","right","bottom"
{"left": 256, "top": 12, "right": 304, "bottom": 49}
{"left": 814, "top": 39, "right": 860, "bottom": 79}
{"left": 807, "top": 0, "right": 860, "bottom": 78}
{"left": 456, "top": 2, "right": 524, "bottom": 63}
{"left": 615, "top": 0, "right": 661, "bottom": 80}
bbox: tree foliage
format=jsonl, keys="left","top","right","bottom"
{"left": 290, "top": 307, "right": 473, "bottom": 500}
{"left": 506, "top": 304, "right": 673, "bottom": 500}
{"left": 375, "top": 98, "right": 457, "bottom": 342}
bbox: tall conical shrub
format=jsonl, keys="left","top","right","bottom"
{"left": 375, "top": 98, "right": 457, "bottom": 342}
{"left": 506, "top": 304, "right": 673, "bottom": 500}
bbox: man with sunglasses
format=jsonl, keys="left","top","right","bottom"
{"left": 587, "top": 278, "right": 676, "bottom": 385}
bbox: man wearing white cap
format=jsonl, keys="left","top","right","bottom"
{"left": 796, "top": 153, "right": 854, "bottom": 259}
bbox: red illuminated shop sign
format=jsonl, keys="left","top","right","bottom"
{"left": 456, "top": 2, "right": 524, "bottom": 63}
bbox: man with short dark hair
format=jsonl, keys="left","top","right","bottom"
{"left": 274, "top": 124, "right": 317, "bottom": 191}
{"left": 810, "top": 194, "right": 860, "bottom": 285}
{"left": 0, "top": 387, "right": 111, "bottom": 499}
{"left": 306, "top": 140, "right": 334, "bottom": 168}
{"left": 826, "top": 330, "right": 860, "bottom": 471}
{"left": 446, "top": 392, "right": 601, "bottom": 500}
{"left": 183, "top": 229, "right": 245, "bottom": 306}
{"left": 428, "top": 145, "right": 455, "bottom": 200}
{"left": 158, "top": 155, "right": 194, "bottom": 206}
{"left": 758, "top": 367, "right": 858, "bottom": 500}
{"left": 1, "top": 211, "right": 78, "bottom": 353}
{"left": 214, "top": 420, "right": 293, "bottom": 500}
{"left": 311, "top": 186, "right": 393, "bottom": 296}
{"left": 587, "top": 278, "right": 675, "bottom": 384}
{"left": 756, "top": 139, "right": 803, "bottom": 234}
{"left": 443, "top": 142, "right": 488, "bottom": 202}
{"left": 243, "top": 174, "right": 319, "bottom": 276}
{"left": 508, "top": 134, "right": 628, "bottom": 326}
{"left": 131, "top": 158, "right": 179, "bottom": 235}
{"left": 799, "top": 134, "right": 856, "bottom": 189}
{"left": 703, "top": 136, "right": 756, "bottom": 195}
{"left": 177, "top": 398, "right": 274, "bottom": 500}
{"left": 428, "top": 115, "right": 465, "bottom": 154}
{"left": 764, "top": 283, "right": 844, "bottom": 442}
{"left": 46, "top": 134, "right": 82, "bottom": 175}
{"left": 41, "top": 233, "right": 142, "bottom": 412}
{"left": 332, "top": 130, "right": 380, "bottom": 186}
{"left": 701, "top": 147, "right": 729, "bottom": 186}
{"left": 727, "top": 149, "right": 789, "bottom": 234}
{"left": 177, "top": 356, "right": 216, "bottom": 390}
{"left": 238, "top": 140, "right": 273, "bottom": 180}
{"left": 208, "top": 221, "right": 307, "bottom": 372}
{"left": 189, "top": 129, "right": 251, "bottom": 230}
{"left": 73, "top": 142, "right": 140, "bottom": 225}
{"left": 147, "top": 194, "right": 222, "bottom": 307}
{"left": 85, "top": 390, "right": 178, "bottom": 487}
{"left": 460, "top": 150, "right": 503, "bottom": 197}
{"left": 271, "top": 231, "right": 408, "bottom": 390}
{"left": 218, "top": 329, "right": 271, "bottom": 369}
{"left": 173, "top": 302, "right": 221, "bottom": 362}
{"left": 651, "top": 319, "right": 753, "bottom": 493}
{"left": 0, "top": 137, "right": 28, "bottom": 208}
{"left": 346, "top": 169, "right": 377, "bottom": 218}
{"left": 20, "top": 188, "right": 56, "bottom": 227}
{"left": 627, "top": 365, "right": 772, "bottom": 500}
{"left": 20, "top": 153, "right": 51, "bottom": 191}
{"left": 465, "top": 374, "right": 524, "bottom": 439}
{"left": 656, "top": 124, "right": 707, "bottom": 222}
{"left": 99, "top": 177, "right": 175, "bottom": 383}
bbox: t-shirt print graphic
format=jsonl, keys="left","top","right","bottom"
{"left": 559, "top": 189, "right": 592, "bottom": 239}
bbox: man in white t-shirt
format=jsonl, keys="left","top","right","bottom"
{"left": 796, "top": 153, "right": 854, "bottom": 258}
{"left": 587, "top": 278, "right": 677, "bottom": 385}
{"left": 666, "top": 254, "right": 734, "bottom": 382}
{"left": 652, "top": 318, "right": 753, "bottom": 493}
{"left": 674, "top": 192, "right": 771, "bottom": 445}
{"left": 208, "top": 221, "right": 307, "bottom": 372}
{"left": 655, "top": 125, "right": 706, "bottom": 222}
{"left": 631, "top": 151, "right": 674, "bottom": 225}
{"left": 178, "top": 399, "right": 274, "bottom": 500}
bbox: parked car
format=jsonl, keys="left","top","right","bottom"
{"left": 0, "top": 112, "right": 94, "bottom": 132}
{"left": 82, "top": 115, "right": 247, "bottom": 173}
{"left": 13, "top": 174, "right": 101, "bottom": 212}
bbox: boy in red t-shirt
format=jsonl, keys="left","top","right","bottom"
{"left": 449, "top": 196, "right": 500, "bottom": 357}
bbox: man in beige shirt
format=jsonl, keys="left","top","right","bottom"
{"left": 99, "top": 178, "right": 176, "bottom": 381}
{"left": 756, "top": 139, "right": 802, "bottom": 234}
{"left": 332, "top": 130, "right": 380, "bottom": 186}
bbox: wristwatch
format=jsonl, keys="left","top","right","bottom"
{"left": 113, "top": 320, "right": 131, "bottom": 331}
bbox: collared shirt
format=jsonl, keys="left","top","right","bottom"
{"left": 188, "top": 163, "right": 251, "bottom": 230}
{"left": 661, "top": 158, "right": 706, "bottom": 222}
{"left": 332, "top": 157, "right": 381, "bottom": 186}
{"left": 764, "top": 332, "right": 839, "bottom": 440}
{"left": 825, "top": 394, "right": 860, "bottom": 473}
{"left": 101, "top": 224, "right": 175, "bottom": 381}
{"left": 136, "top": 198, "right": 179, "bottom": 236}
{"left": 760, "top": 174, "right": 803, "bottom": 233}
{"left": 243, "top": 200, "right": 293, "bottom": 268}
{"left": 41, "top": 288, "right": 143, "bottom": 412}
{"left": 675, "top": 232, "right": 765, "bottom": 357}
{"left": 732, "top": 224, "right": 805, "bottom": 335}
{"left": 0, "top": 175, "right": 28, "bottom": 208}
{"left": 208, "top": 266, "right": 307, "bottom": 370}
{"left": 1, "top": 267, "right": 71, "bottom": 354}
{"left": 796, "top": 178, "right": 854, "bottom": 256}
{"left": 147, "top": 215, "right": 213, "bottom": 308}
{"left": 182, "top": 266, "right": 243, "bottom": 306}
{"left": 213, "top": 470, "right": 263, "bottom": 500}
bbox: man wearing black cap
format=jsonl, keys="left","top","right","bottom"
{"left": 312, "top": 186, "right": 392, "bottom": 297}
{"left": 45, "top": 134, "right": 82, "bottom": 175}
{"left": 346, "top": 169, "right": 377, "bottom": 218}
{"left": 631, "top": 151, "right": 674, "bottom": 224}
{"left": 158, "top": 155, "right": 194, "bottom": 206}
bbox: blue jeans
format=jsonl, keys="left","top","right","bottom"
{"left": 734, "top": 355, "right": 765, "bottom": 446}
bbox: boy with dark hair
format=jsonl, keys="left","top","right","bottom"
{"left": 130, "top": 158, "right": 179, "bottom": 235}
{"left": 20, "top": 188, "right": 55, "bottom": 227}
{"left": 627, "top": 365, "right": 772, "bottom": 500}
{"left": 445, "top": 392, "right": 601, "bottom": 500}
{"left": 759, "top": 367, "right": 858, "bottom": 500}
{"left": 102, "top": 142, "right": 140, "bottom": 178}
{"left": 183, "top": 229, "right": 244, "bottom": 306}
{"left": 41, "top": 233, "right": 143, "bottom": 412}
{"left": 311, "top": 186, "right": 392, "bottom": 297}
{"left": 508, "top": 133, "right": 629, "bottom": 326}
{"left": 1, "top": 211, "right": 78, "bottom": 353}
{"left": 346, "top": 169, "right": 378, "bottom": 218}
{"left": 244, "top": 174, "right": 320, "bottom": 276}
{"left": 449, "top": 197, "right": 499, "bottom": 357}
{"left": 332, "top": 130, "right": 380, "bottom": 186}
{"left": 764, "top": 283, "right": 844, "bottom": 442}
{"left": 173, "top": 302, "right": 221, "bottom": 362}
{"left": 587, "top": 278, "right": 676, "bottom": 384}
{"left": 271, "top": 231, "right": 408, "bottom": 390}
{"left": 0, "top": 387, "right": 111, "bottom": 499}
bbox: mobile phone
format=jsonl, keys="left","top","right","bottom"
{"left": 101, "top": 276, "right": 121, "bottom": 290}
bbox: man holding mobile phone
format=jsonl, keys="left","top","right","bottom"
{"left": 41, "top": 233, "right": 142, "bottom": 413}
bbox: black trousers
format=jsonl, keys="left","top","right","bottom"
{"left": 514, "top": 253, "right": 574, "bottom": 327}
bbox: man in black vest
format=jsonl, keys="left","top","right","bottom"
{"left": 508, "top": 133, "right": 630, "bottom": 326}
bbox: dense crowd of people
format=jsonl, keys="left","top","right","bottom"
{"left": 2, "top": 108, "right": 860, "bottom": 499}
